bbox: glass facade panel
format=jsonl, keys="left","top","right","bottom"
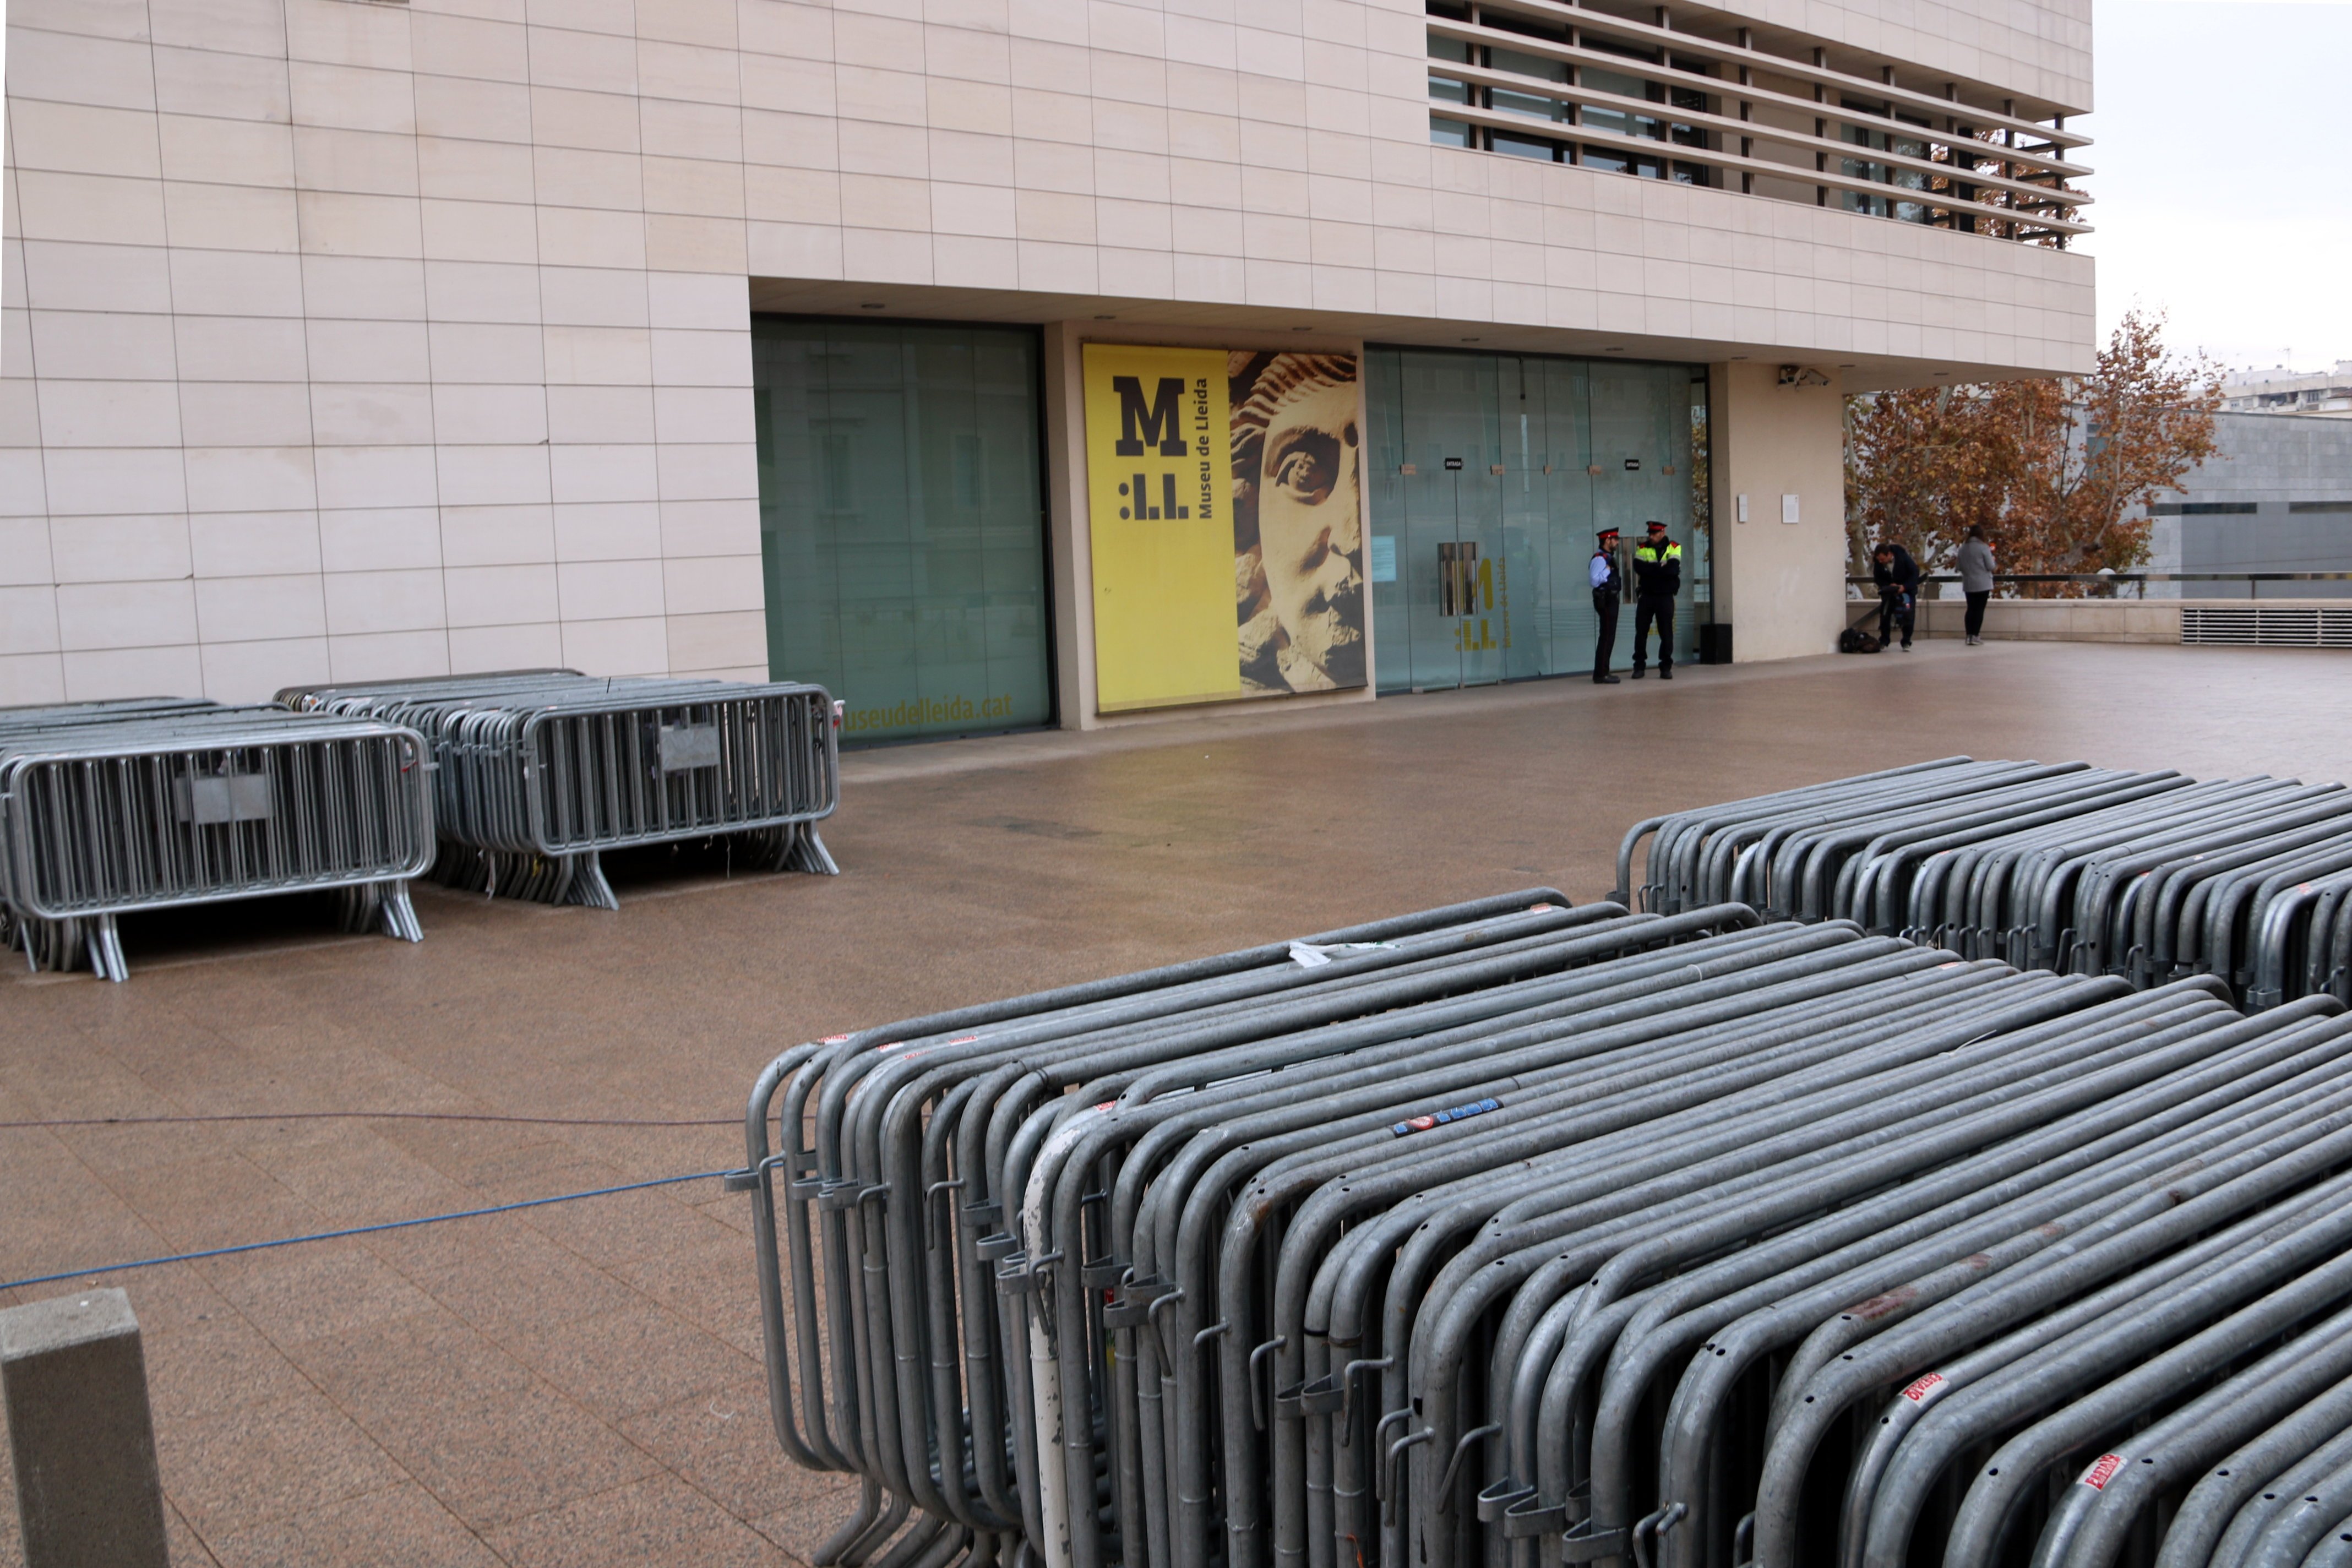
{"left": 1366, "top": 346, "right": 1708, "bottom": 692}
{"left": 1429, "top": 35, "right": 1472, "bottom": 113}
{"left": 1491, "top": 131, "right": 1566, "bottom": 160}
{"left": 1841, "top": 101, "right": 1937, "bottom": 223}
{"left": 1489, "top": 47, "right": 1571, "bottom": 130}
{"left": 752, "top": 318, "right": 1053, "bottom": 744}
{"left": 1579, "top": 65, "right": 1662, "bottom": 144}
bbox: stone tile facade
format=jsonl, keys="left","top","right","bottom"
{"left": 2, "top": 0, "right": 2096, "bottom": 703}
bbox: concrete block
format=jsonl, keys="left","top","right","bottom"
{"left": 1, "top": 1288, "right": 170, "bottom": 1568}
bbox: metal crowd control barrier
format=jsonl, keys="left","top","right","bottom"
{"left": 1615, "top": 757, "right": 2352, "bottom": 1010}
{"left": 0, "top": 699, "right": 434, "bottom": 980}
{"left": 279, "top": 671, "right": 841, "bottom": 908}
{"left": 738, "top": 890, "right": 2352, "bottom": 1568}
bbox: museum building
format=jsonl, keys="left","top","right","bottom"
{"left": 1, "top": 0, "right": 2094, "bottom": 741}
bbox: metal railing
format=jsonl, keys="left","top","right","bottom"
{"left": 1850, "top": 571, "right": 2352, "bottom": 598}
{"left": 0, "top": 699, "right": 434, "bottom": 981}
{"left": 1430, "top": 0, "right": 2089, "bottom": 243}
{"left": 737, "top": 888, "right": 2352, "bottom": 1568}
{"left": 280, "top": 672, "right": 843, "bottom": 910}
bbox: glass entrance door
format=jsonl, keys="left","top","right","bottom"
{"left": 1375, "top": 352, "right": 1512, "bottom": 690}
{"left": 1396, "top": 454, "right": 1460, "bottom": 692}
{"left": 1369, "top": 347, "right": 1706, "bottom": 692}
{"left": 1441, "top": 455, "right": 1510, "bottom": 688}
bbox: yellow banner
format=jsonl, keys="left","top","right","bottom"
{"left": 1084, "top": 345, "right": 1239, "bottom": 712}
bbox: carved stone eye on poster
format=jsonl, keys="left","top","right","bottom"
{"left": 1229, "top": 351, "right": 1368, "bottom": 697}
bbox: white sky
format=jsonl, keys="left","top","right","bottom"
{"left": 2078, "top": 0, "right": 2352, "bottom": 375}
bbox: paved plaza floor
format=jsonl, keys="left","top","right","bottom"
{"left": 5, "top": 640, "right": 2351, "bottom": 1566}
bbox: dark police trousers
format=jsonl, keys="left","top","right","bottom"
{"left": 1633, "top": 594, "right": 1675, "bottom": 672}
{"left": 1592, "top": 590, "right": 1620, "bottom": 678}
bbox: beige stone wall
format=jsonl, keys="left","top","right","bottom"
{"left": 1917, "top": 598, "right": 2352, "bottom": 643}
{"left": 2, "top": 0, "right": 772, "bottom": 704}
{"left": 750, "top": 0, "right": 2095, "bottom": 372}
{"left": 1711, "top": 361, "right": 1850, "bottom": 662}
{"left": 2, "top": 0, "right": 2098, "bottom": 706}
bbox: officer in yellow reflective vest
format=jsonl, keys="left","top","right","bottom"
{"left": 1630, "top": 520, "right": 1682, "bottom": 680}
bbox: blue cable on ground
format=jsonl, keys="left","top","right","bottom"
{"left": 0, "top": 1167, "right": 737, "bottom": 1294}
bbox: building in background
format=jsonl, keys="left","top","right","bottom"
{"left": 2140, "top": 412, "right": 2352, "bottom": 597}
{"left": 2220, "top": 363, "right": 2352, "bottom": 420}
{"left": 3, "top": 0, "right": 2095, "bottom": 741}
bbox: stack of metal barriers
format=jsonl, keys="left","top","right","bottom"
{"left": 1617, "top": 757, "right": 2352, "bottom": 1009}
{"left": 280, "top": 671, "right": 841, "bottom": 909}
{"left": 0, "top": 698, "right": 433, "bottom": 981}
{"left": 738, "top": 891, "right": 2352, "bottom": 1568}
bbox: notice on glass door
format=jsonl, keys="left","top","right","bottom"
{"left": 1083, "top": 344, "right": 1368, "bottom": 711}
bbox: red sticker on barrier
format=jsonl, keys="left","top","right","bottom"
{"left": 2078, "top": 1453, "right": 2125, "bottom": 1491}
{"left": 948, "top": 1035, "right": 980, "bottom": 1046}
{"left": 1898, "top": 1372, "right": 1946, "bottom": 1404}
{"left": 823, "top": 1034, "right": 853, "bottom": 1044}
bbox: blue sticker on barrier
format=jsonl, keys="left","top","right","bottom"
{"left": 1391, "top": 1097, "right": 1501, "bottom": 1137}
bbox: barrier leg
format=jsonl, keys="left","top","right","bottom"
{"left": 790, "top": 823, "right": 842, "bottom": 876}
{"left": 379, "top": 880, "right": 423, "bottom": 943}
{"left": 565, "top": 851, "right": 619, "bottom": 911}
{"left": 84, "top": 915, "right": 128, "bottom": 983}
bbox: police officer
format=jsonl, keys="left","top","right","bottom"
{"left": 1589, "top": 527, "right": 1624, "bottom": 684}
{"left": 1630, "top": 520, "right": 1683, "bottom": 679}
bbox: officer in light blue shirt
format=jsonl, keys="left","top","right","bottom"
{"left": 1590, "top": 528, "right": 1624, "bottom": 684}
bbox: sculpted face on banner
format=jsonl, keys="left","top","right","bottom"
{"left": 1255, "top": 377, "right": 1365, "bottom": 689}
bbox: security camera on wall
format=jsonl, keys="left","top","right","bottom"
{"left": 1777, "top": 365, "right": 1833, "bottom": 389}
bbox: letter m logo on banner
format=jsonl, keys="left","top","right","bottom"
{"left": 1112, "top": 376, "right": 1191, "bottom": 456}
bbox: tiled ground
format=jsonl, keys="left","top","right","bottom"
{"left": 5, "top": 641, "right": 2351, "bottom": 1566}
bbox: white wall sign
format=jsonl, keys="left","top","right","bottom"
{"left": 1780, "top": 493, "right": 1801, "bottom": 524}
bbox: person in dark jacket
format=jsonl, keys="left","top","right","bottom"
{"left": 1871, "top": 540, "right": 1920, "bottom": 651}
{"left": 1630, "top": 521, "right": 1682, "bottom": 679}
{"left": 1589, "top": 527, "right": 1624, "bottom": 683}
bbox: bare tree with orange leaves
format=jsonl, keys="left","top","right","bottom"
{"left": 1844, "top": 380, "right": 2011, "bottom": 577}
{"left": 1847, "top": 309, "right": 2223, "bottom": 594}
